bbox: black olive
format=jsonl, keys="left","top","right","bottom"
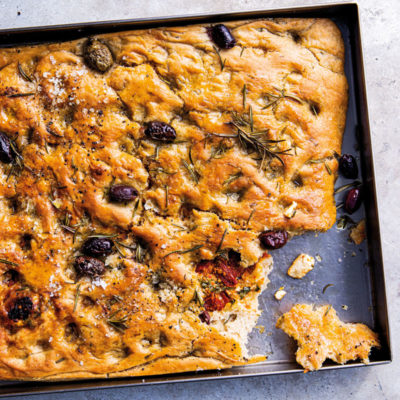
{"left": 0, "top": 131, "right": 14, "bottom": 164}
{"left": 199, "top": 310, "right": 211, "bottom": 325}
{"left": 74, "top": 256, "right": 106, "bottom": 278}
{"left": 145, "top": 121, "right": 176, "bottom": 142}
{"left": 259, "top": 230, "right": 288, "bottom": 249}
{"left": 81, "top": 237, "right": 114, "bottom": 257}
{"left": 83, "top": 38, "right": 114, "bottom": 73}
{"left": 339, "top": 154, "right": 358, "bottom": 179}
{"left": 109, "top": 184, "right": 138, "bottom": 203}
{"left": 8, "top": 297, "right": 33, "bottom": 321}
{"left": 209, "top": 24, "right": 236, "bottom": 49}
{"left": 344, "top": 188, "right": 362, "bottom": 214}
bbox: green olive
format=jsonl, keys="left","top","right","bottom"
{"left": 83, "top": 38, "right": 113, "bottom": 73}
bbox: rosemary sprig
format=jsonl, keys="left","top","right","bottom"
{"left": 17, "top": 62, "right": 34, "bottom": 82}
{"left": 215, "top": 228, "right": 227, "bottom": 254}
{"left": 228, "top": 111, "right": 291, "bottom": 167}
{"left": 73, "top": 283, "right": 81, "bottom": 312}
{"left": 209, "top": 142, "right": 231, "bottom": 160}
{"left": 213, "top": 45, "right": 226, "bottom": 71}
{"left": 107, "top": 310, "right": 129, "bottom": 333}
{"left": 262, "top": 87, "right": 303, "bottom": 111}
{"left": 0, "top": 259, "right": 19, "bottom": 266}
{"left": 164, "top": 244, "right": 203, "bottom": 258}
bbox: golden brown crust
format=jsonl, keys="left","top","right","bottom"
{"left": 276, "top": 304, "right": 380, "bottom": 371}
{"left": 0, "top": 18, "right": 347, "bottom": 380}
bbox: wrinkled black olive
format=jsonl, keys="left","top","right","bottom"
{"left": 145, "top": 121, "right": 176, "bottom": 142}
{"left": 339, "top": 154, "right": 358, "bottom": 179}
{"left": 82, "top": 237, "right": 114, "bottom": 257}
{"left": 344, "top": 187, "right": 362, "bottom": 214}
{"left": 83, "top": 38, "right": 114, "bottom": 73}
{"left": 8, "top": 297, "right": 33, "bottom": 321}
{"left": 109, "top": 184, "right": 138, "bottom": 203}
{"left": 210, "top": 24, "right": 236, "bottom": 49}
{"left": 0, "top": 131, "right": 14, "bottom": 164}
{"left": 74, "top": 256, "right": 105, "bottom": 278}
{"left": 199, "top": 310, "right": 211, "bottom": 325}
{"left": 259, "top": 230, "right": 288, "bottom": 249}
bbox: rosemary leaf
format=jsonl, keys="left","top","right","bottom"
{"left": 223, "top": 171, "right": 242, "bottom": 186}
{"left": 324, "top": 304, "right": 332, "bottom": 317}
{"left": 114, "top": 242, "right": 125, "bottom": 257}
{"left": 246, "top": 207, "right": 256, "bottom": 229}
{"left": 132, "top": 198, "right": 140, "bottom": 218}
{"left": 334, "top": 181, "right": 361, "bottom": 195}
{"left": 325, "top": 162, "right": 332, "bottom": 175}
{"left": 5, "top": 92, "right": 35, "bottom": 98}
{"left": 322, "top": 283, "right": 334, "bottom": 294}
{"left": 164, "top": 244, "right": 203, "bottom": 258}
{"left": 165, "top": 185, "right": 169, "bottom": 209}
{"left": 115, "top": 240, "right": 136, "bottom": 251}
{"left": 213, "top": 45, "right": 226, "bottom": 71}
{"left": 61, "top": 225, "right": 76, "bottom": 234}
{"left": 87, "top": 233, "right": 118, "bottom": 239}
{"left": 18, "top": 62, "right": 33, "bottom": 82}
{"left": 216, "top": 228, "right": 228, "bottom": 254}
{"left": 242, "top": 84, "right": 247, "bottom": 108}
{"left": 0, "top": 259, "right": 19, "bottom": 266}
{"left": 136, "top": 243, "right": 145, "bottom": 263}
{"left": 73, "top": 283, "right": 81, "bottom": 312}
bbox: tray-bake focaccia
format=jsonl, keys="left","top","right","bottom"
{"left": 0, "top": 18, "right": 347, "bottom": 380}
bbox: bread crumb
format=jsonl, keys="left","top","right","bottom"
{"left": 274, "top": 287, "right": 287, "bottom": 300}
{"left": 350, "top": 219, "right": 366, "bottom": 245}
{"left": 255, "top": 325, "right": 265, "bottom": 334}
{"left": 287, "top": 253, "right": 315, "bottom": 279}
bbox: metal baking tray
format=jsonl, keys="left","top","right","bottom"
{"left": 0, "top": 2, "right": 391, "bottom": 397}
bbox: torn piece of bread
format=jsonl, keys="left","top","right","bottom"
{"left": 276, "top": 304, "right": 380, "bottom": 371}
{"left": 287, "top": 254, "right": 315, "bottom": 279}
{"left": 350, "top": 219, "right": 366, "bottom": 245}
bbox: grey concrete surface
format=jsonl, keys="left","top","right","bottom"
{"left": 0, "top": 0, "right": 398, "bottom": 398}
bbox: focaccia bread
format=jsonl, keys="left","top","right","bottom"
{"left": 0, "top": 18, "right": 347, "bottom": 380}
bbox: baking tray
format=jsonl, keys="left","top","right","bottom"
{"left": 0, "top": 2, "right": 391, "bottom": 397}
